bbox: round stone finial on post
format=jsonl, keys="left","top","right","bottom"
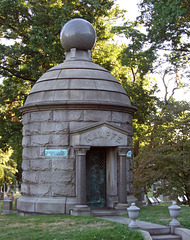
{"left": 60, "top": 18, "right": 97, "bottom": 52}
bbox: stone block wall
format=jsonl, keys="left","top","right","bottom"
{"left": 21, "top": 107, "right": 134, "bottom": 205}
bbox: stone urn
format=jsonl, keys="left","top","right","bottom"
{"left": 127, "top": 202, "right": 140, "bottom": 229}
{"left": 168, "top": 201, "right": 181, "bottom": 227}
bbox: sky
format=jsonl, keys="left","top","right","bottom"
{"left": 116, "top": 0, "right": 140, "bottom": 21}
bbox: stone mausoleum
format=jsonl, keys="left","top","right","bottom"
{"left": 17, "top": 18, "right": 137, "bottom": 216}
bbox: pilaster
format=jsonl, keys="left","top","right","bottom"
{"left": 71, "top": 146, "right": 91, "bottom": 216}
{"left": 115, "top": 146, "right": 130, "bottom": 211}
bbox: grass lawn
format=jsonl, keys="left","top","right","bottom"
{"left": 0, "top": 213, "right": 144, "bottom": 240}
{"left": 129, "top": 204, "right": 190, "bottom": 229}
{"left": 1, "top": 203, "right": 189, "bottom": 240}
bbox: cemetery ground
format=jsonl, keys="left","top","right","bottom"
{"left": 0, "top": 204, "right": 189, "bottom": 240}
{"left": 137, "top": 205, "right": 190, "bottom": 229}
{"left": 0, "top": 213, "right": 143, "bottom": 240}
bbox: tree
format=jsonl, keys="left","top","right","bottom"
{"left": 0, "top": 77, "right": 24, "bottom": 183}
{"left": 0, "top": 0, "right": 125, "bottom": 183}
{"left": 112, "top": 21, "right": 158, "bottom": 154}
{"left": 137, "top": 0, "right": 190, "bottom": 101}
{"left": 122, "top": 0, "right": 190, "bottom": 184}
{"left": 134, "top": 100, "right": 190, "bottom": 205}
{"left": 0, "top": 0, "right": 120, "bottom": 83}
{"left": 138, "top": 0, "right": 190, "bottom": 59}
{"left": 0, "top": 148, "right": 17, "bottom": 185}
{"left": 155, "top": 62, "right": 189, "bottom": 103}
{"left": 114, "top": 22, "right": 157, "bottom": 81}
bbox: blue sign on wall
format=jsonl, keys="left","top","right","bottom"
{"left": 45, "top": 149, "right": 68, "bottom": 157}
{"left": 126, "top": 150, "right": 132, "bottom": 157}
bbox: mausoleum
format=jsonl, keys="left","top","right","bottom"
{"left": 17, "top": 18, "right": 137, "bottom": 216}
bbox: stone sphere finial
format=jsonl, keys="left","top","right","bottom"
{"left": 60, "top": 18, "right": 97, "bottom": 52}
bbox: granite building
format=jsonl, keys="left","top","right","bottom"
{"left": 17, "top": 18, "right": 137, "bottom": 216}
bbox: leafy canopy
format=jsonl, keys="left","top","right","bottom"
{"left": 134, "top": 100, "right": 190, "bottom": 205}
{"left": 0, "top": 0, "right": 124, "bottom": 184}
{"left": 0, "top": 148, "right": 17, "bottom": 185}
{"left": 138, "top": 0, "right": 190, "bottom": 66}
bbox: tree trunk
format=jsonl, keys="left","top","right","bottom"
{"left": 134, "top": 139, "right": 139, "bottom": 157}
{"left": 186, "top": 194, "right": 190, "bottom": 207}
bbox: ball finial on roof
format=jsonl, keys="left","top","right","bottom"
{"left": 60, "top": 18, "right": 97, "bottom": 52}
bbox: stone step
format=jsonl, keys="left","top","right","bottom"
{"left": 140, "top": 226, "right": 171, "bottom": 236}
{"left": 91, "top": 209, "right": 121, "bottom": 217}
{"left": 98, "top": 216, "right": 184, "bottom": 240}
{"left": 151, "top": 234, "right": 182, "bottom": 240}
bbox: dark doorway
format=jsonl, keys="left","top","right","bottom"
{"left": 86, "top": 147, "right": 106, "bottom": 208}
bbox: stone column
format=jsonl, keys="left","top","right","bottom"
{"left": 126, "top": 149, "right": 138, "bottom": 205}
{"left": 115, "top": 146, "right": 129, "bottom": 211}
{"left": 71, "top": 146, "right": 91, "bottom": 216}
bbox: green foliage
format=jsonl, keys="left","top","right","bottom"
{"left": 138, "top": 0, "right": 190, "bottom": 65}
{"left": 121, "top": 76, "right": 158, "bottom": 148}
{"left": 121, "top": 77, "right": 157, "bottom": 124}
{"left": 113, "top": 21, "right": 158, "bottom": 144}
{"left": 93, "top": 42, "right": 126, "bottom": 76}
{"left": 113, "top": 22, "right": 157, "bottom": 80}
{"left": 0, "top": 148, "right": 17, "bottom": 185}
{"left": 0, "top": 77, "right": 24, "bottom": 183}
{"left": 0, "top": 0, "right": 124, "bottom": 182}
{"left": 0, "top": 0, "right": 118, "bottom": 81}
{"left": 115, "top": 1, "right": 190, "bottom": 201}
{"left": 134, "top": 100, "right": 190, "bottom": 205}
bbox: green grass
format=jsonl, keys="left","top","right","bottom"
{"left": 126, "top": 205, "right": 190, "bottom": 229}
{"left": 1, "top": 202, "right": 189, "bottom": 239}
{"left": 0, "top": 213, "right": 144, "bottom": 240}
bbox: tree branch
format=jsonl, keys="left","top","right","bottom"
{"left": 0, "top": 16, "right": 30, "bottom": 42}
{"left": 169, "top": 87, "right": 179, "bottom": 101}
{"left": 0, "top": 66, "right": 36, "bottom": 82}
{"left": 156, "top": 46, "right": 190, "bottom": 53}
{"left": 162, "top": 70, "right": 168, "bottom": 103}
{"left": 131, "top": 67, "right": 136, "bottom": 82}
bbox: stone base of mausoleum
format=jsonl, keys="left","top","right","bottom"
{"left": 17, "top": 196, "right": 77, "bottom": 215}
{"left": 17, "top": 196, "right": 132, "bottom": 216}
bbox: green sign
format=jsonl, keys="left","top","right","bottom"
{"left": 45, "top": 149, "right": 68, "bottom": 157}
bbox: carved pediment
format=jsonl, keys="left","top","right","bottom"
{"left": 70, "top": 122, "right": 130, "bottom": 147}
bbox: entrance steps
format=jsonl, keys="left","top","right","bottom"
{"left": 139, "top": 224, "right": 171, "bottom": 235}
{"left": 139, "top": 222, "right": 181, "bottom": 240}
{"left": 151, "top": 235, "right": 181, "bottom": 240}
{"left": 98, "top": 216, "right": 182, "bottom": 240}
{"left": 91, "top": 208, "right": 127, "bottom": 217}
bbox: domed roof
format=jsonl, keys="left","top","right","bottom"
{"left": 22, "top": 19, "right": 136, "bottom": 113}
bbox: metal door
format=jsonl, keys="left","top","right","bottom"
{"left": 86, "top": 148, "right": 106, "bottom": 208}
